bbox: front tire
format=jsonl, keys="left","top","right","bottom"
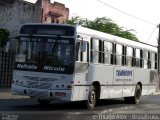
{"left": 124, "top": 84, "right": 142, "bottom": 104}
{"left": 86, "top": 85, "right": 96, "bottom": 110}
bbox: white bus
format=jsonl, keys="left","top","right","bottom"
{"left": 11, "top": 23, "right": 158, "bottom": 109}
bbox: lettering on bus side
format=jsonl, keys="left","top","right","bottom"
{"left": 116, "top": 70, "right": 132, "bottom": 76}
{"left": 17, "top": 63, "right": 38, "bottom": 70}
{"left": 43, "top": 66, "right": 65, "bottom": 72}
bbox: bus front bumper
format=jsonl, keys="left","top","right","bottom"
{"left": 11, "top": 84, "right": 72, "bottom": 101}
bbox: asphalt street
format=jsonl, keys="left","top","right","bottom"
{"left": 0, "top": 95, "right": 160, "bottom": 120}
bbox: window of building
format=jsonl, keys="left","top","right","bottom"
{"left": 45, "top": 17, "right": 47, "bottom": 22}
{"left": 56, "top": 19, "right": 59, "bottom": 23}
{"left": 51, "top": 18, "right": 55, "bottom": 23}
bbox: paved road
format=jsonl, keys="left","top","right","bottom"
{"left": 0, "top": 95, "right": 160, "bottom": 120}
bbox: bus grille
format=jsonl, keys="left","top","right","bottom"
{"left": 24, "top": 76, "right": 57, "bottom": 82}
{"left": 27, "top": 81, "right": 53, "bottom": 89}
{"left": 23, "top": 76, "right": 58, "bottom": 89}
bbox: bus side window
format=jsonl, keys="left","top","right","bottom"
{"left": 135, "top": 48, "right": 140, "bottom": 67}
{"left": 151, "top": 52, "right": 157, "bottom": 69}
{"left": 90, "top": 38, "right": 101, "bottom": 63}
{"left": 76, "top": 41, "right": 89, "bottom": 62}
{"left": 143, "top": 50, "right": 149, "bottom": 69}
{"left": 126, "top": 46, "right": 133, "bottom": 67}
{"left": 103, "top": 41, "right": 113, "bottom": 65}
{"left": 76, "top": 42, "right": 81, "bottom": 61}
{"left": 81, "top": 41, "right": 89, "bottom": 62}
{"left": 116, "top": 44, "right": 123, "bottom": 66}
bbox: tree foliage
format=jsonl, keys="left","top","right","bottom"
{"left": 0, "top": 29, "right": 10, "bottom": 47}
{"left": 66, "top": 16, "right": 138, "bottom": 41}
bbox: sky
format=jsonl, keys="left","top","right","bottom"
{"left": 25, "top": 0, "right": 160, "bottom": 46}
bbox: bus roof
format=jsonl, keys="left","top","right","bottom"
{"left": 76, "top": 26, "right": 157, "bottom": 52}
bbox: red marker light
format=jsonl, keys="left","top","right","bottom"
{"left": 55, "top": 92, "right": 66, "bottom": 97}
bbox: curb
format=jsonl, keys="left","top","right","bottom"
{"left": 0, "top": 93, "right": 29, "bottom": 99}
{"left": 0, "top": 88, "right": 29, "bottom": 99}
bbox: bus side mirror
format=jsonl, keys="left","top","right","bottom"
{"left": 81, "top": 41, "right": 87, "bottom": 52}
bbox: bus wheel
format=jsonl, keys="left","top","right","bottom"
{"left": 124, "top": 84, "right": 142, "bottom": 104}
{"left": 133, "top": 84, "right": 142, "bottom": 104}
{"left": 37, "top": 99, "right": 51, "bottom": 105}
{"left": 86, "top": 85, "right": 96, "bottom": 110}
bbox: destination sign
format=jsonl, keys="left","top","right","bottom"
{"left": 20, "top": 25, "right": 75, "bottom": 36}
{"left": 19, "top": 37, "right": 72, "bottom": 43}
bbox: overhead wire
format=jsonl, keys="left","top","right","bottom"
{"left": 96, "top": 0, "right": 157, "bottom": 26}
{"left": 96, "top": 0, "right": 158, "bottom": 43}
{"left": 146, "top": 26, "right": 157, "bottom": 43}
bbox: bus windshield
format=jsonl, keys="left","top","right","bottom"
{"left": 15, "top": 36, "right": 74, "bottom": 74}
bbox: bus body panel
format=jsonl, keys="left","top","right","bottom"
{"left": 134, "top": 69, "right": 150, "bottom": 95}
{"left": 114, "top": 66, "right": 134, "bottom": 98}
{"left": 72, "top": 72, "right": 89, "bottom": 101}
{"left": 88, "top": 64, "right": 114, "bottom": 99}
{"left": 148, "top": 70, "right": 157, "bottom": 95}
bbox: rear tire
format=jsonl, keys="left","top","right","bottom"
{"left": 124, "top": 84, "right": 142, "bottom": 104}
{"left": 37, "top": 99, "right": 51, "bottom": 105}
{"left": 86, "top": 85, "right": 96, "bottom": 110}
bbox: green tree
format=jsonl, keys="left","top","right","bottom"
{"left": 0, "top": 29, "right": 10, "bottom": 47}
{"left": 66, "top": 17, "right": 138, "bottom": 41}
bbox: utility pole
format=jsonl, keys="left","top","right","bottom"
{"left": 158, "top": 24, "right": 160, "bottom": 74}
{"left": 158, "top": 24, "right": 160, "bottom": 91}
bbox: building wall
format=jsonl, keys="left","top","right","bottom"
{"left": 0, "top": 0, "right": 42, "bottom": 88}
{"left": 38, "top": 0, "right": 69, "bottom": 23}
{"left": 0, "top": 0, "right": 42, "bottom": 37}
